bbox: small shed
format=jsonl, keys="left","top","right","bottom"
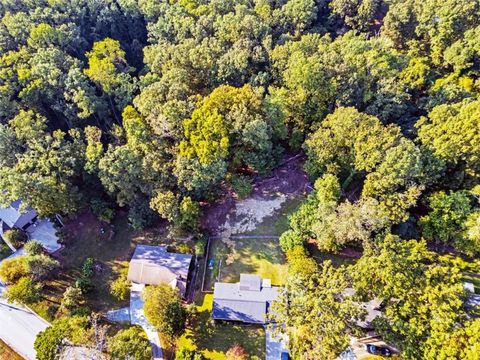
{"left": 127, "top": 245, "right": 193, "bottom": 297}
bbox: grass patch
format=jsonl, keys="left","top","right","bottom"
{"left": 178, "top": 294, "right": 265, "bottom": 360}
{"left": 206, "top": 237, "right": 287, "bottom": 289}
{"left": 0, "top": 340, "right": 22, "bottom": 360}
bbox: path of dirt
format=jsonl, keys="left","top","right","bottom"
{"left": 201, "top": 152, "right": 310, "bottom": 235}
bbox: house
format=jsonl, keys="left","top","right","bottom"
{"left": 212, "top": 274, "right": 279, "bottom": 324}
{"left": 127, "top": 245, "right": 193, "bottom": 297}
{"left": 0, "top": 200, "right": 37, "bottom": 231}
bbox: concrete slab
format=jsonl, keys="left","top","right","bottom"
{"left": 26, "top": 219, "right": 60, "bottom": 253}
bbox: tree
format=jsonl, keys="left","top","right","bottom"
{"left": 0, "top": 256, "right": 28, "bottom": 284}
{"left": 2, "top": 228, "right": 27, "bottom": 248}
{"left": 304, "top": 107, "right": 401, "bottom": 179}
{"left": 60, "top": 286, "right": 84, "bottom": 312}
{"left": 353, "top": 234, "right": 470, "bottom": 360}
{"left": 143, "top": 284, "right": 186, "bottom": 339}
{"left": 271, "top": 257, "right": 364, "bottom": 359}
{"left": 108, "top": 326, "right": 152, "bottom": 360}
{"left": 26, "top": 254, "right": 59, "bottom": 281}
{"left": 3, "top": 277, "right": 42, "bottom": 305}
{"left": 84, "top": 38, "right": 136, "bottom": 117}
{"left": 24, "top": 240, "right": 44, "bottom": 256}
{"left": 417, "top": 99, "right": 480, "bottom": 180}
{"left": 34, "top": 316, "right": 93, "bottom": 360}
{"left": 420, "top": 191, "right": 473, "bottom": 252}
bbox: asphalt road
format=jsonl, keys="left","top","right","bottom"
{"left": 0, "top": 284, "right": 49, "bottom": 360}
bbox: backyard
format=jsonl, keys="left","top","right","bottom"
{"left": 178, "top": 294, "right": 265, "bottom": 360}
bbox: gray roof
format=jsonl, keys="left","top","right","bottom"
{"left": 127, "top": 245, "right": 192, "bottom": 292}
{"left": 212, "top": 275, "right": 279, "bottom": 324}
{"left": 0, "top": 200, "right": 37, "bottom": 229}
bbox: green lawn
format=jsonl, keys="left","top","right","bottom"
{"left": 0, "top": 340, "right": 22, "bottom": 360}
{"left": 178, "top": 294, "right": 265, "bottom": 360}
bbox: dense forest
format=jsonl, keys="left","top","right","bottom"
{"left": 0, "top": 0, "right": 480, "bottom": 359}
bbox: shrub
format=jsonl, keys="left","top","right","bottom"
{"left": 82, "top": 257, "right": 94, "bottom": 277}
{"left": 108, "top": 326, "right": 152, "bottom": 360}
{"left": 61, "top": 286, "right": 84, "bottom": 311}
{"left": 175, "top": 345, "right": 205, "bottom": 360}
{"left": 226, "top": 343, "right": 248, "bottom": 360}
{"left": 231, "top": 174, "right": 253, "bottom": 199}
{"left": 194, "top": 237, "right": 207, "bottom": 258}
{"left": 3, "top": 228, "right": 28, "bottom": 248}
{"left": 75, "top": 277, "right": 94, "bottom": 294}
{"left": 110, "top": 266, "right": 129, "bottom": 301}
{"left": 0, "top": 256, "right": 28, "bottom": 284}
{"left": 25, "top": 240, "right": 44, "bottom": 256}
{"left": 90, "top": 198, "right": 116, "bottom": 223}
{"left": 3, "top": 277, "right": 41, "bottom": 305}
{"left": 279, "top": 230, "right": 304, "bottom": 252}
{"left": 27, "top": 254, "right": 59, "bottom": 281}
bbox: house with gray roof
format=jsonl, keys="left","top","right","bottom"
{"left": 212, "top": 274, "right": 279, "bottom": 324}
{"left": 127, "top": 245, "right": 193, "bottom": 297}
{"left": 0, "top": 200, "right": 37, "bottom": 231}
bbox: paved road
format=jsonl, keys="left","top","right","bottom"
{"left": 130, "top": 283, "right": 164, "bottom": 360}
{"left": 0, "top": 284, "right": 49, "bottom": 360}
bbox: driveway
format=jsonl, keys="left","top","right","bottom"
{"left": 130, "top": 283, "right": 163, "bottom": 360}
{"left": 26, "top": 219, "right": 61, "bottom": 253}
{"left": 0, "top": 283, "right": 49, "bottom": 360}
{"left": 265, "top": 326, "right": 288, "bottom": 360}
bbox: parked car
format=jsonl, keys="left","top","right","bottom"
{"left": 280, "top": 352, "right": 290, "bottom": 360}
{"left": 365, "top": 344, "right": 392, "bottom": 357}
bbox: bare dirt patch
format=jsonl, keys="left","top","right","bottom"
{"left": 201, "top": 152, "right": 310, "bottom": 235}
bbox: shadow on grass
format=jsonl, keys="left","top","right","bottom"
{"left": 180, "top": 294, "right": 265, "bottom": 360}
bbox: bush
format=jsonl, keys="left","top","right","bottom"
{"left": 128, "top": 200, "right": 157, "bottom": 230}
{"left": 27, "top": 254, "right": 59, "bottom": 281}
{"left": 110, "top": 265, "right": 129, "bottom": 301}
{"left": 231, "top": 174, "right": 253, "bottom": 199}
{"left": 25, "top": 240, "right": 44, "bottom": 256}
{"left": 175, "top": 345, "right": 205, "bottom": 360}
{"left": 279, "top": 230, "right": 304, "bottom": 252}
{"left": 75, "top": 277, "right": 94, "bottom": 294}
{"left": 90, "top": 198, "right": 116, "bottom": 223}
{"left": 82, "top": 257, "right": 94, "bottom": 277}
{"left": 3, "top": 277, "right": 41, "bottom": 305}
{"left": 0, "top": 256, "right": 28, "bottom": 284}
{"left": 61, "top": 286, "right": 84, "bottom": 311}
{"left": 226, "top": 343, "right": 248, "bottom": 360}
{"left": 3, "top": 228, "right": 28, "bottom": 248}
{"left": 194, "top": 237, "right": 207, "bottom": 258}
{"left": 108, "top": 326, "right": 152, "bottom": 360}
